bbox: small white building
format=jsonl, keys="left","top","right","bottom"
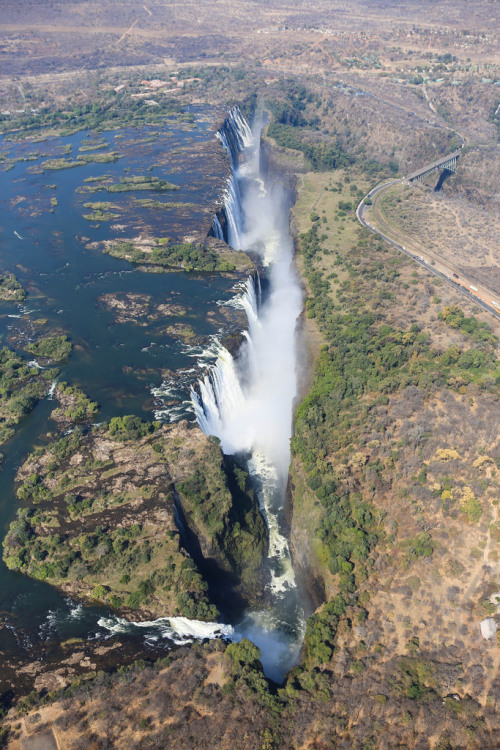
{"left": 479, "top": 618, "right": 497, "bottom": 640}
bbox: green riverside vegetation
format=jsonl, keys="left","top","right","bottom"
{"left": 0, "top": 273, "right": 26, "bottom": 302}
{"left": 0, "top": 347, "right": 55, "bottom": 448}
{"left": 2, "top": 418, "right": 268, "bottom": 619}
{"left": 25, "top": 335, "right": 72, "bottom": 363}
{"left": 102, "top": 239, "right": 243, "bottom": 273}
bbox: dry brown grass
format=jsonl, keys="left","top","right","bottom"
{"left": 372, "top": 172, "right": 500, "bottom": 298}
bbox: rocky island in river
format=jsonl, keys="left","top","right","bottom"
{"left": 0, "top": 0, "right": 499, "bottom": 748}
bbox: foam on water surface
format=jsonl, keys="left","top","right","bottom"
{"left": 97, "top": 615, "right": 234, "bottom": 644}
{"left": 193, "top": 107, "right": 305, "bottom": 681}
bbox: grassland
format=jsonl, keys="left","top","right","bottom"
{"left": 367, "top": 179, "right": 500, "bottom": 298}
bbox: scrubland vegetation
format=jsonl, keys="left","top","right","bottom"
{"left": 0, "top": 347, "right": 54, "bottom": 448}
{"left": 0, "top": 273, "right": 26, "bottom": 302}
{"left": 1, "top": 0, "right": 499, "bottom": 745}
{"left": 3, "top": 418, "right": 267, "bottom": 622}
{"left": 4, "top": 103, "right": 499, "bottom": 747}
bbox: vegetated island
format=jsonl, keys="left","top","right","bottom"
{"left": 50, "top": 381, "right": 99, "bottom": 425}
{"left": 24, "top": 335, "right": 72, "bottom": 364}
{"left": 40, "top": 152, "right": 121, "bottom": 171}
{"left": 1, "top": 16, "right": 500, "bottom": 743}
{"left": 3, "top": 416, "right": 267, "bottom": 621}
{"left": 0, "top": 273, "right": 26, "bottom": 302}
{"left": 0, "top": 347, "right": 56, "bottom": 449}
{"left": 7, "top": 122, "right": 500, "bottom": 748}
{"left": 88, "top": 235, "right": 254, "bottom": 274}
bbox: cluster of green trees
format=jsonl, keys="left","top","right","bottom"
{"left": 178, "top": 468, "right": 226, "bottom": 536}
{"left": 267, "top": 121, "right": 355, "bottom": 171}
{"left": 302, "top": 595, "right": 346, "bottom": 665}
{"left": 438, "top": 304, "right": 497, "bottom": 344}
{"left": 224, "top": 639, "right": 281, "bottom": 713}
{"left": 53, "top": 382, "right": 98, "bottom": 423}
{"left": 0, "top": 272, "right": 26, "bottom": 301}
{"left": 25, "top": 335, "right": 72, "bottom": 363}
{"left": 108, "top": 415, "right": 160, "bottom": 441}
{"left": 104, "top": 240, "right": 236, "bottom": 273}
{"left": 1, "top": 95, "right": 185, "bottom": 137}
{"left": 390, "top": 658, "right": 437, "bottom": 701}
{"left": 0, "top": 347, "right": 54, "bottom": 445}
{"left": 177, "top": 452, "right": 268, "bottom": 593}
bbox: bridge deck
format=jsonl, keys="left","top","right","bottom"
{"left": 407, "top": 149, "right": 462, "bottom": 181}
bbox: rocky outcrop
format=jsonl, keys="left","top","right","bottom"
{"left": 4, "top": 419, "right": 267, "bottom": 621}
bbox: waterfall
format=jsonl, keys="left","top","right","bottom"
{"left": 217, "top": 106, "right": 254, "bottom": 168}
{"left": 209, "top": 107, "right": 253, "bottom": 248}
{"left": 191, "top": 275, "right": 260, "bottom": 455}
{"left": 211, "top": 214, "right": 224, "bottom": 240}
{"left": 224, "top": 174, "right": 244, "bottom": 248}
{"left": 193, "top": 109, "right": 305, "bottom": 681}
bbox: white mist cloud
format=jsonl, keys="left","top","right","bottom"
{"left": 194, "top": 118, "right": 302, "bottom": 481}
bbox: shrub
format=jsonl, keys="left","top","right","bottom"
{"left": 108, "top": 415, "right": 160, "bottom": 441}
{"left": 25, "top": 335, "right": 72, "bottom": 362}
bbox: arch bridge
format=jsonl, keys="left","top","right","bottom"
{"left": 407, "top": 149, "right": 462, "bottom": 183}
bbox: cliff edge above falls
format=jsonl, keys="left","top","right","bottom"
{"left": 3, "top": 418, "right": 267, "bottom": 622}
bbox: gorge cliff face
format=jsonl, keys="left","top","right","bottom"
{"left": 3, "top": 419, "right": 268, "bottom": 622}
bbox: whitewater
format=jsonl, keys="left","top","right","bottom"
{"left": 101, "top": 107, "right": 305, "bottom": 682}
{"left": 194, "top": 108, "right": 302, "bottom": 477}
{"left": 192, "top": 107, "right": 305, "bottom": 679}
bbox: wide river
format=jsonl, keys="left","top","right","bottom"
{"left": 0, "top": 105, "right": 305, "bottom": 686}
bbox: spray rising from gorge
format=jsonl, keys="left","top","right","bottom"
{"left": 194, "top": 108, "right": 302, "bottom": 480}
{"left": 100, "top": 108, "right": 305, "bottom": 683}
{"left": 192, "top": 108, "right": 305, "bottom": 679}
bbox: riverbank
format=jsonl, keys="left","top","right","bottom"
{"left": 3, "top": 417, "right": 267, "bottom": 621}
{"left": 1, "top": 98, "right": 499, "bottom": 748}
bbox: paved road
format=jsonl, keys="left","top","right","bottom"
{"left": 356, "top": 181, "right": 500, "bottom": 321}
{"left": 321, "top": 72, "right": 498, "bottom": 317}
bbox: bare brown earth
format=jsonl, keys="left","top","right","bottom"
{"left": 0, "top": 2, "right": 499, "bottom": 748}
{"left": 368, "top": 176, "right": 500, "bottom": 298}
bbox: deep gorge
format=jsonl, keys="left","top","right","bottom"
{"left": 0, "top": 104, "right": 309, "bottom": 692}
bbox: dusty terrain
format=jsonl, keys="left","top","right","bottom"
{"left": 367, "top": 176, "right": 500, "bottom": 298}
{"left": 290, "top": 165, "right": 500, "bottom": 731}
{"left": 0, "top": 1, "right": 499, "bottom": 748}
